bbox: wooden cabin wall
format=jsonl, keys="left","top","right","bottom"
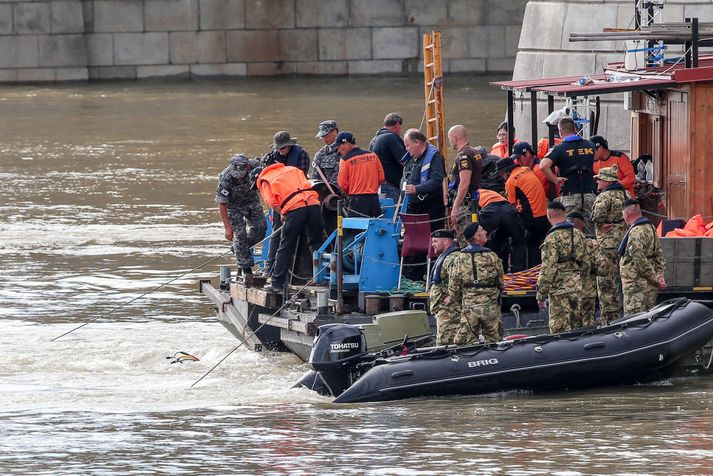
{"left": 664, "top": 88, "right": 691, "bottom": 219}
{"left": 689, "top": 83, "right": 713, "bottom": 221}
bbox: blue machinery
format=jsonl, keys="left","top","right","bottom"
{"left": 312, "top": 197, "right": 409, "bottom": 293}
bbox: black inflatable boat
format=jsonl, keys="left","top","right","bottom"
{"left": 295, "top": 299, "right": 713, "bottom": 403}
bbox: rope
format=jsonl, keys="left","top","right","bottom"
{"left": 50, "top": 249, "right": 234, "bottom": 342}
{"left": 191, "top": 263, "right": 329, "bottom": 388}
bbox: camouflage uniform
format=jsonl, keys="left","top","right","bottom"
{"left": 557, "top": 193, "right": 597, "bottom": 237}
{"left": 448, "top": 244, "right": 504, "bottom": 344}
{"left": 619, "top": 218, "right": 666, "bottom": 315}
{"left": 581, "top": 237, "right": 600, "bottom": 327}
{"left": 429, "top": 245, "right": 461, "bottom": 345}
{"left": 591, "top": 181, "right": 629, "bottom": 324}
{"left": 309, "top": 143, "right": 340, "bottom": 184}
{"left": 536, "top": 222, "right": 589, "bottom": 333}
{"left": 215, "top": 156, "right": 267, "bottom": 268}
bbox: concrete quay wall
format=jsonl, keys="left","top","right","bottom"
{"left": 0, "top": 0, "right": 527, "bottom": 83}
{"left": 513, "top": 0, "right": 713, "bottom": 152}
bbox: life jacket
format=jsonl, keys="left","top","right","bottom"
{"left": 477, "top": 189, "right": 507, "bottom": 209}
{"left": 403, "top": 143, "right": 438, "bottom": 184}
{"left": 461, "top": 244, "right": 498, "bottom": 288}
{"left": 431, "top": 244, "right": 460, "bottom": 284}
{"left": 257, "top": 163, "right": 319, "bottom": 214}
{"left": 547, "top": 221, "right": 580, "bottom": 264}
{"left": 618, "top": 217, "right": 656, "bottom": 257}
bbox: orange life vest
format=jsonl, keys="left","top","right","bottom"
{"left": 257, "top": 163, "right": 319, "bottom": 214}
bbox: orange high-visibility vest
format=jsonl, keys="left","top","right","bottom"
{"left": 257, "top": 163, "right": 319, "bottom": 215}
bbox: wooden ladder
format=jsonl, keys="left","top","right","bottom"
{"left": 423, "top": 31, "right": 446, "bottom": 158}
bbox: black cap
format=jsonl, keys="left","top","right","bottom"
{"left": 495, "top": 157, "right": 518, "bottom": 174}
{"left": 547, "top": 200, "right": 566, "bottom": 211}
{"left": 331, "top": 131, "right": 356, "bottom": 147}
{"left": 622, "top": 198, "right": 640, "bottom": 209}
{"left": 431, "top": 229, "right": 455, "bottom": 239}
{"left": 590, "top": 135, "right": 608, "bottom": 149}
{"left": 512, "top": 141, "right": 534, "bottom": 157}
{"left": 566, "top": 211, "right": 585, "bottom": 221}
{"left": 463, "top": 223, "right": 481, "bottom": 240}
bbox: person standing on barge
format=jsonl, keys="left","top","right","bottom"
{"left": 369, "top": 112, "right": 406, "bottom": 202}
{"left": 539, "top": 117, "right": 597, "bottom": 237}
{"left": 619, "top": 198, "right": 667, "bottom": 315}
{"left": 446, "top": 124, "right": 481, "bottom": 245}
{"left": 261, "top": 131, "right": 310, "bottom": 276}
{"left": 450, "top": 222, "right": 504, "bottom": 344}
{"left": 250, "top": 163, "right": 324, "bottom": 293}
{"left": 429, "top": 229, "right": 461, "bottom": 345}
{"left": 335, "top": 131, "right": 384, "bottom": 218}
{"left": 537, "top": 201, "right": 589, "bottom": 333}
{"left": 215, "top": 154, "right": 267, "bottom": 277}
{"left": 310, "top": 120, "right": 340, "bottom": 184}
{"left": 591, "top": 165, "right": 630, "bottom": 324}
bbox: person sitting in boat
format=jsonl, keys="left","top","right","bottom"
{"left": 537, "top": 201, "right": 590, "bottom": 334}
{"left": 429, "top": 229, "right": 461, "bottom": 346}
{"left": 490, "top": 121, "right": 521, "bottom": 158}
{"left": 449, "top": 222, "right": 504, "bottom": 344}
{"left": 335, "top": 131, "right": 385, "bottom": 218}
{"left": 250, "top": 164, "right": 324, "bottom": 294}
{"left": 619, "top": 198, "right": 667, "bottom": 315}
{"left": 215, "top": 154, "right": 266, "bottom": 277}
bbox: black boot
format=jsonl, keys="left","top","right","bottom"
{"left": 242, "top": 267, "right": 253, "bottom": 276}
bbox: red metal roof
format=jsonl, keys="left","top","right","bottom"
{"left": 490, "top": 55, "right": 713, "bottom": 97}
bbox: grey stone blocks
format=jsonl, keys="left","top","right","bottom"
{"left": 114, "top": 33, "right": 170, "bottom": 65}
{"left": 372, "top": 27, "right": 419, "bottom": 59}
{"left": 145, "top": 0, "right": 198, "bottom": 32}
{"left": 170, "top": 31, "right": 226, "bottom": 63}
{"left": 199, "top": 0, "right": 245, "bottom": 30}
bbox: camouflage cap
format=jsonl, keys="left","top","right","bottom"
{"left": 228, "top": 154, "right": 250, "bottom": 178}
{"left": 315, "top": 120, "right": 337, "bottom": 138}
{"left": 594, "top": 165, "right": 619, "bottom": 182}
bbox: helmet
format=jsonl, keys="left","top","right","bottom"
{"left": 249, "top": 166, "right": 264, "bottom": 190}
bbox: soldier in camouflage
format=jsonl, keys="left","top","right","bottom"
{"left": 537, "top": 201, "right": 589, "bottom": 333}
{"left": 309, "top": 120, "right": 340, "bottom": 184}
{"left": 591, "top": 165, "right": 630, "bottom": 324}
{"left": 429, "top": 229, "right": 461, "bottom": 345}
{"left": 215, "top": 154, "right": 267, "bottom": 275}
{"left": 567, "top": 212, "right": 599, "bottom": 327}
{"left": 619, "top": 198, "right": 667, "bottom": 314}
{"left": 449, "top": 223, "right": 504, "bottom": 344}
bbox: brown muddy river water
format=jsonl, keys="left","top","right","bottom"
{"left": 2, "top": 77, "right": 713, "bottom": 475}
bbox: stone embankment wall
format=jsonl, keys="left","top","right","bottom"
{"left": 513, "top": 0, "right": 713, "bottom": 150}
{"left": 0, "top": 0, "right": 527, "bottom": 83}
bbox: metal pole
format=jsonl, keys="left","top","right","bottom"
{"left": 530, "top": 90, "right": 538, "bottom": 147}
{"left": 336, "top": 199, "right": 344, "bottom": 315}
{"left": 685, "top": 18, "right": 692, "bottom": 68}
{"left": 547, "top": 95, "right": 555, "bottom": 153}
{"left": 692, "top": 17, "right": 699, "bottom": 68}
{"left": 507, "top": 90, "right": 514, "bottom": 156}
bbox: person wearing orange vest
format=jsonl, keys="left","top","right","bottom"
{"left": 496, "top": 157, "right": 550, "bottom": 268}
{"left": 591, "top": 135, "right": 637, "bottom": 198}
{"left": 250, "top": 163, "right": 324, "bottom": 293}
{"left": 335, "top": 131, "right": 385, "bottom": 218}
{"left": 490, "top": 121, "right": 521, "bottom": 158}
{"left": 513, "top": 141, "right": 559, "bottom": 199}
{"left": 476, "top": 188, "right": 527, "bottom": 272}
{"left": 536, "top": 136, "right": 562, "bottom": 160}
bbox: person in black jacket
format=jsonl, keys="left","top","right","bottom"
{"left": 369, "top": 112, "right": 406, "bottom": 201}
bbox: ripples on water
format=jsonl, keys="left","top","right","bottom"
{"left": 3, "top": 79, "right": 713, "bottom": 474}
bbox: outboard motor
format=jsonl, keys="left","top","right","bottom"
{"left": 309, "top": 323, "right": 368, "bottom": 397}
